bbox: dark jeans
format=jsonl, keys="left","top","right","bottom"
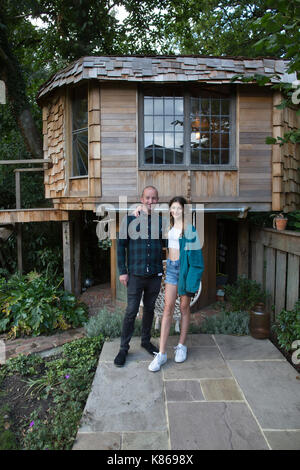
{"left": 120, "top": 274, "right": 162, "bottom": 352}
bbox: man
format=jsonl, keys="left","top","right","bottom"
{"left": 114, "top": 186, "right": 166, "bottom": 367}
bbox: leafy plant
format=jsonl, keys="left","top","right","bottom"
{"left": 272, "top": 300, "right": 300, "bottom": 354}
{"left": 224, "top": 276, "right": 267, "bottom": 312}
{"left": 20, "top": 335, "right": 104, "bottom": 450}
{"left": 84, "top": 307, "right": 124, "bottom": 339}
{"left": 200, "top": 308, "right": 250, "bottom": 335}
{"left": 0, "top": 271, "right": 88, "bottom": 337}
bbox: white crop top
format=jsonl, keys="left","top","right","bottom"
{"left": 168, "top": 226, "right": 181, "bottom": 250}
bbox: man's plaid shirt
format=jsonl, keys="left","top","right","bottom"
{"left": 117, "top": 212, "right": 167, "bottom": 276}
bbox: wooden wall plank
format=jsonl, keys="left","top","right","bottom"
{"left": 286, "top": 254, "right": 300, "bottom": 310}
{"left": 274, "top": 250, "right": 287, "bottom": 320}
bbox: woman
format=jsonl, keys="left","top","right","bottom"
{"left": 148, "top": 196, "right": 204, "bottom": 372}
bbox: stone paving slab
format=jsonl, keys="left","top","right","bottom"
{"left": 214, "top": 334, "right": 284, "bottom": 360}
{"left": 166, "top": 334, "right": 216, "bottom": 348}
{"left": 73, "top": 432, "right": 121, "bottom": 450}
{"left": 200, "top": 378, "right": 244, "bottom": 401}
{"left": 163, "top": 347, "right": 232, "bottom": 380}
{"left": 263, "top": 431, "right": 300, "bottom": 450}
{"left": 167, "top": 402, "right": 269, "bottom": 450}
{"left": 165, "top": 380, "right": 204, "bottom": 402}
{"left": 122, "top": 432, "right": 169, "bottom": 450}
{"left": 78, "top": 361, "right": 167, "bottom": 433}
{"left": 228, "top": 360, "right": 300, "bottom": 430}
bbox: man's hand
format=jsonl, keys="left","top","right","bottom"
{"left": 119, "top": 274, "right": 129, "bottom": 287}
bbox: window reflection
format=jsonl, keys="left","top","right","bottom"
{"left": 72, "top": 86, "right": 88, "bottom": 176}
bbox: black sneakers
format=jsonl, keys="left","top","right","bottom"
{"left": 141, "top": 342, "right": 159, "bottom": 356}
{"left": 114, "top": 349, "right": 127, "bottom": 367}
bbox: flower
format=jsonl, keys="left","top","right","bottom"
{"left": 29, "top": 421, "right": 35, "bottom": 428}
{"left": 65, "top": 374, "right": 70, "bottom": 379}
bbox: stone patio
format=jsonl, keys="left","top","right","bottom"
{"left": 73, "top": 334, "right": 300, "bottom": 451}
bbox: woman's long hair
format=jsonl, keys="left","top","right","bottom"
{"left": 167, "top": 196, "right": 187, "bottom": 238}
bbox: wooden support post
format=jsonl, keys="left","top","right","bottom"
{"left": 62, "top": 220, "right": 74, "bottom": 293}
{"left": 197, "top": 213, "right": 217, "bottom": 308}
{"left": 15, "top": 171, "right": 23, "bottom": 273}
{"left": 237, "top": 220, "right": 249, "bottom": 277}
{"left": 74, "top": 213, "right": 82, "bottom": 296}
{"left": 110, "top": 238, "right": 116, "bottom": 301}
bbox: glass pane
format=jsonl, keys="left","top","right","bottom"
{"left": 154, "top": 133, "right": 163, "bottom": 147}
{"left": 72, "top": 95, "right": 88, "bottom": 131}
{"left": 210, "top": 117, "right": 219, "bottom": 133}
{"left": 154, "top": 98, "right": 163, "bottom": 115}
{"left": 211, "top": 133, "right": 220, "bottom": 148}
{"left": 165, "top": 133, "right": 174, "bottom": 148}
{"left": 165, "top": 98, "right": 174, "bottom": 115}
{"left": 211, "top": 99, "right": 220, "bottom": 115}
{"left": 221, "top": 117, "right": 230, "bottom": 132}
{"left": 164, "top": 116, "right": 174, "bottom": 132}
{"left": 200, "top": 99, "right": 210, "bottom": 115}
{"left": 144, "top": 133, "right": 154, "bottom": 148}
{"left": 175, "top": 133, "right": 183, "bottom": 149}
{"left": 191, "top": 98, "right": 199, "bottom": 115}
{"left": 174, "top": 116, "right": 184, "bottom": 131}
{"left": 175, "top": 149, "right": 183, "bottom": 164}
{"left": 221, "top": 149, "right": 229, "bottom": 164}
{"left": 199, "top": 133, "right": 209, "bottom": 148}
{"left": 154, "top": 148, "right": 163, "bottom": 164}
{"left": 201, "top": 117, "right": 210, "bottom": 132}
{"left": 200, "top": 150, "right": 210, "bottom": 164}
{"left": 144, "top": 97, "right": 153, "bottom": 115}
{"left": 165, "top": 149, "right": 174, "bottom": 164}
{"left": 221, "top": 133, "right": 229, "bottom": 148}
{"left": 145, "top": 148, "right": 153, "bottom": 164}
{"left": 175, "top": 98, "right": 184, "bottom": 115}
{"left": 191, "top": 149, "right": 199, "bottom": 164}
{"left": 144, "top": 116, "right": 153, "bottom": 131}
{"left": 212, "top": 150, "right": 220, "bottom": 164}
{"left": 154, "top": 117, "right": 164, "bottom": 131}
{"left": 72, "top": 130, "right": 88, "bottom": 176}
{"left": 221, "top": 99, "right": 230, "bottom": 115}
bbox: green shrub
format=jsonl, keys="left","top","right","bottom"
{"left": 224, "top": 275, "right": 267, "bottom": 312}
{"left": 84, "top": 307, "right": 164, "bottom": 339}
{"left": 272, "top": 300, "right": 300, "bottom": 353}
{"left": 0, "top": 271, "right": 88, "bottom": 337}
{"left": 200, "top": 308, "right": 250, "bottom": 335}
{"left": 84, "top": 307, "right": 124, "bottom": 338}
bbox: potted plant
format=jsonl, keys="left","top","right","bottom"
{"left": 270, "top": 212, "right": 288, "bottom": 231}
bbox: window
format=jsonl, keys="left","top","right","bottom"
{"left": 140, "top": 86, "right": 236, "bottom": 169}
{"left": 71, "top": 86, "right": 88, "bottom": 176}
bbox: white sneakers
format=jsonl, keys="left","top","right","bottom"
{"left": 148, "top": 343, "right": 188, "bottom": 372}
{"left": 174, "top": 343, "right": 187, "bottom": 363}
{"left": 148, "top": 352, "right": 167, "bottom": 372}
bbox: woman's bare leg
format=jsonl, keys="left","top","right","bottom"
{"left": 179, "top": 295, "right": 191, "bottom": 345}
{"left": 159, "top": 283, "right": 178, "bottom": 354}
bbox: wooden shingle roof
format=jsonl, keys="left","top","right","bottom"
{"left": 37, "top": 55, "right": 296, "bottom": 101}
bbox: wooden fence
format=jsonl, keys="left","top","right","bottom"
{"left": 250, "top": 226, "right": 300, "bottom": 322}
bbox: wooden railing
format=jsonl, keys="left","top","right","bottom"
{"left": 250, "top": 226, "right": 300, "bottom": 322}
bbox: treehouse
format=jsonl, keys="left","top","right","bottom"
{"left": 0, "top": 55, "right": 299, "bottom": 307}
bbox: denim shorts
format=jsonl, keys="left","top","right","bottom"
{"left": 165, "top": 258, "right": 180, "bottom": 286}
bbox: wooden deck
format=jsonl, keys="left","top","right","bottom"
{"left": 0, "top": 208, "right": 69, "bottom": 223}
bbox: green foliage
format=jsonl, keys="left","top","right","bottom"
{"left": 3, "top": 353, "right": 43, "bottom": 377}
{"left": 224, "top": 276, "right": 267, "bottom": 312}
{"left": 0, "top": 336, "right": 103, "bottom": 449}
{"left": 84, "top": 306, "right": 162, "bottom": 339}
{"left": 272, "top": 300, "right": 300, "bottom": 354}
{"left": 200, "top": 308, "right": 250, "bottom": 335}
{"left": 0, "top": 271, "right": 88, "bottom": 337}
{"left": 287, "top": 211, "right": 300, "bottom": 232}
{"left": 84, "top": 306, "right": 124, "bottom": 339}
{"left": 0, "top": 405, "right": 18, "bottom": 450}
